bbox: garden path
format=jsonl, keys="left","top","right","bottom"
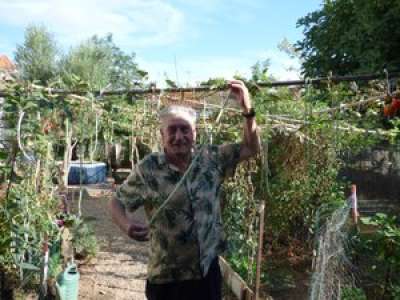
{"left": 69, "top": 183, "right": 149, "bottom": 300}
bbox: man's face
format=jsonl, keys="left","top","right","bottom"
{"left": 160, "top": 117, "right": 196, "bottom": 157}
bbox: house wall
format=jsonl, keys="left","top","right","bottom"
{"left": 340, "top": 145, "right": 400, "bottom": 215}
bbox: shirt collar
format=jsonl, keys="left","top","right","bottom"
{"left": 157, "top": 146, "right": 200, "bottom": 172}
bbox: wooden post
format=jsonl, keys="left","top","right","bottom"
{"left": 62, "top": 118, "right": 77, "bottom": 189}
{"left": 39, "top": 234, "right": 49, "bottom": 299}
{"left": 255, "top": 201, "right": 265, "bottom": 300}
{"left": 219, "top": 256, "right": 254, "bottom": 300}
{"left": 351, "top": 184, "right": 359, "bottom": 224}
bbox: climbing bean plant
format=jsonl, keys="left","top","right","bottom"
{"left": 0, "top": 82, "right": 61, "bottom": 289}
{"left": 0, "top": 75, "right": 393, "bottom": 296}
{"left": 217, "top": 80, "right": 386, "bottom": 289}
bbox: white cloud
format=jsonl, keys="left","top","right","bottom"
{"left": 0, "top": 0, "right": 185, "bottom": 48}
{"left": 138, "top": 56, "right": 249, "bottom": 87}
{"left": 138, "top": 48, "right": 300, "bottom": 88}
{"left": 173, "top": 0, "right": 262, "bottom": 12}
{"left": 251, "top": 49, "right": 301, "bottom": 80}
{"left": 0, "top": 0, "right": 301, "bottom": 85}
{"left": 172, "top": 0, "right": 263, "bottom": 26}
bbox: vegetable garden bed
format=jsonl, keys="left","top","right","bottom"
{"left": 1, "top": 76, "right": 400, "bottom": 299}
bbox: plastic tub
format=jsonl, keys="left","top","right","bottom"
{"left": 68, "top": 162, "right": 106, "bottom": 185}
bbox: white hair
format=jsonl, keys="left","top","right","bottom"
{"left": 159, "top": 105, "right": 197, "bottom": 126}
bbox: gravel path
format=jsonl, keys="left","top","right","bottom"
{"left": 69, "top": 184, "right": 149, "bottom": 300}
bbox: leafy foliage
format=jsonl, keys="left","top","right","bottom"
{"left": 250, "top": 59, "right": 272, "bottom": 83}
{"left": 0, "top": 177, "right": 60, "bottom": 286}
{"left": 219, "top": 75, "right": 385, "bottom": 288}
{"left": 63, "top": 215, "right": 98, "bottom": 259}
{"left": 296, "top": 0, "right": 400, "bottom": 77}
{"left": 60, "top": 34, "right": 146, "bottom": 90}
{"left": 14, "top": 25, "right": 59, "bottom": 84}
{"left": 0, "top": 78, "right": 101, "bottom": 292}
{"left": 341, "top": 287, "right": 367, "bottom": 300}
{"left": 348, "top": 213, "right": 400, "bottom": 299}
{"left": 14, "top": 24, "right": 147, "bottom": 90}
{"left": 3, "top": 40, "right": 399, "bottom": 297}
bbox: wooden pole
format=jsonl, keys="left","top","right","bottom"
{"left": 351, "top": 184, "right": 359, "bottom": 224}
{"left": 1, "top": 69, "right": 399, "bottom": 97}
{"left": 254, "top": 201, "right": 265, "bottom": 300}
{"left": 219, "top": 256, "right": 254, "bottom": 300}
{"left": 39, "top": 234, "right": 49, "bottom": 299}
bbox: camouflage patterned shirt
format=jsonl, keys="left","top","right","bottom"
{"left": 115, "top": 143, "right": 241, "bottom": 284}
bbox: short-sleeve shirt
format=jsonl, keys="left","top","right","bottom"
{"left": 115, "top": 143, "right": 241, "bottom": 284}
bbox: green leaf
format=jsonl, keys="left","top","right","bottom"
{"left": 20, "top": 262, "right": 40, "bottom": 271}
{"left": 360, "top": 217, "right": 375, "bottom": 225}
{"left": 0, "top": 151, "right": 9, "bottom": 160}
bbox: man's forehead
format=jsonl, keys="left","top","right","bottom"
{"left": 163, "top": 117, "right": 194, "bottom": 128}
{"left": 159, "top": 105, "right": 197, "bottom": 126}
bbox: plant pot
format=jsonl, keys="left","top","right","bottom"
{"left": 112, "top": 169, "right": 131, "bottom": 184}
{"left": 68, "top": 162, "right": 106, "bottom": 185}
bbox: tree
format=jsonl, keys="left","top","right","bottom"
{"left": 60, "top": 34, "right": 147, "bottom": 90}
{"left": 296, "top": 0, "right": 400, "bottom": 77}
{"left": 250, "top": 59, "right": 271, "bottom": 82}
{"left": 14, "top": 25, "right": 59, "bottom": 84}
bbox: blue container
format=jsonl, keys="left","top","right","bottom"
{"left": 68, "top": 162, "right": 106, "bottom": 185}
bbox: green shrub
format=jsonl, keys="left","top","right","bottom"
{"left": 341, "top": 287, "right": 367, "bottom": 300}
{"left": 348, "top": 213, "right": 400, "bottom": 299}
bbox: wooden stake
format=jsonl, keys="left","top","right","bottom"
{"left": 351, "top": 184, "right": 359, "bottom": 224}
{"left": 39, "top": 234, "right": 49, "bottom": 299}
{"left": 255, "top": 201, "right": 265, "bottom": 300}
{"left": 219, "top": 256, "right": 254, "bottom": 300}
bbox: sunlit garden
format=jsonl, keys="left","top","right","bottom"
{"left": 1, "top": 1, "right": 400, "bottom": 300}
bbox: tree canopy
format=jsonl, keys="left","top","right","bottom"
{"left": 14, "top": 25, "right": 59, "bottom": 84}
{"left": 60, "top": 34, "right": 147, "bottom": 90}
{"left": 296, "top": 0, "right": 400, "bottom": 77}
{"left": 14, "top": 25, "right": 147, "bottom": 89}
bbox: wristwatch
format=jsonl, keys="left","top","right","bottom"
{"left": 242, "top": 108, "right": 256, "bottom": 118}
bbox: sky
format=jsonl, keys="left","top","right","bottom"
{"left": 0, "top": 0, "right": 322, "bottom": 86}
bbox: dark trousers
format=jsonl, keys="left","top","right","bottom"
{"left": 145, "top": 258, "right": 222, "bottom": 300}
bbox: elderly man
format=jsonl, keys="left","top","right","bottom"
{"left": 109, "top": 80, "right": 260, "bottom": 300}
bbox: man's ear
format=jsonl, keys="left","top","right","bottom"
{"left": 192, "top": 127, "right": 197, "bottom": 139}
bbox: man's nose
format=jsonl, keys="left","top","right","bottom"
{"left": 175, "top": 129, "right": 184, "bottom": 140}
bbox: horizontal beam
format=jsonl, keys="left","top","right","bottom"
{"left": 261, "top": 71, "right": 400, "bottom": 87}
{"left": 0, "top": 70, "right": 399, "bottom": 97}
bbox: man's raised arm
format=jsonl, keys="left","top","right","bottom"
{"left": 229, "top": 80, "right": 261, "bottom": 161}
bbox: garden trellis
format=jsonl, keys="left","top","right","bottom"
{"left": 0, "top": 71, "right": 399, "bottom": 299}
{"left": 1, "top": 68, "right": 400, "bottom": 98}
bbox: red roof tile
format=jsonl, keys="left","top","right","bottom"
{"left": 0, "top": 55, "right": 16, "bottom": 71}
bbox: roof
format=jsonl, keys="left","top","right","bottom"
{"left": 0, "top": 55, "right": 16, "bottom": 71}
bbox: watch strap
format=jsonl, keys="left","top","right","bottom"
{"left": 242, "top": 108, "right": 256, "bottom": 118}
